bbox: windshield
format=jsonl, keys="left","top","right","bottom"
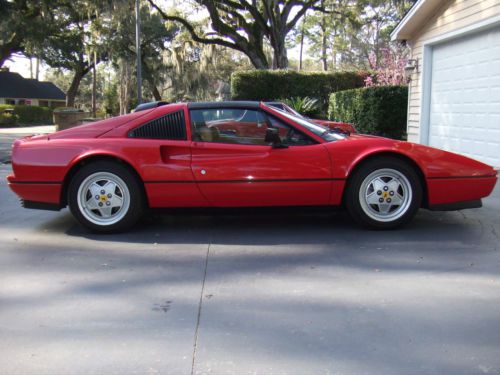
{"left": 267, "top": 107, "right": 346, "bottom": 142}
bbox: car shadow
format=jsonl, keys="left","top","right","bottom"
{"left": 41, "top": 206, "right": 495, "bottom": 250}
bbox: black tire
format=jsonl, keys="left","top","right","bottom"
{"left": 345, "top": 157, "right": 422, "bottom": 229}
{"left": 68, "top": 161, "right": 144, "bottom": 233}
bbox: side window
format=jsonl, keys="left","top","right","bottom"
{"left": 190, "top": 108, "right": 268, "bottom": 145}
{"left": 129, "top": 110, "right": 187, "bottom": 140}
{"left": 267, "top": 115, "right": 316, "bottom": 146}
{"left": 190, "top": 108, "right": 316, "bottom": 146}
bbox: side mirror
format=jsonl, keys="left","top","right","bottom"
{"left": 265, "top": 127, "right": 288, "bottom": 148}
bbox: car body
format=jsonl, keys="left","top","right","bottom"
{"left": 7, "top": 101, "right": 498, "bottom": 232}
{"left": 265, "top": 101, "right": 357, "bottom": 134}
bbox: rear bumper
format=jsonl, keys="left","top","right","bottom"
{"left": 7, "top": 175, "right": 62, "bottom": 208}
{"left": 22, "top": 200, "right": 62, "bottom": 211}
{"left": 427, "top": 176, "right": 497, "bottom": 206}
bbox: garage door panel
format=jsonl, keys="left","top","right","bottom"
{"left": 429, "top": 27, "right": 500, "bottom": 167}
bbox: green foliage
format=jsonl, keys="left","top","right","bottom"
{"left": 280, "top": 97, "right": 321, "bottom": 117}
{"left": 0, "top": 105, "right": 19, "bottom": 126}
{"left": 0, "top": 105, "right": 53, "bottom": 125}
{"left": 329, "top": 86, "right": 408, "bottom": 140}
{"left": 231, "top": 70, "right": 367, "bottom": 112}
{"left": 0, "top": 113, "right": 18, "bottom": 126}
{"left": 0, "top": 1, "right": 61, "bottom": 65}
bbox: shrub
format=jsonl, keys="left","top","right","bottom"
{"left": 231, "top": 70, "right": 368, "bottom": 112}
{"left": 280, "top": 97, "right": 321, "bottom": 117}
{"left": 0, "top": 112, "right": 19, "bottom": 126}
{"left": 0, "top": 104, "right": 54, "bottom": 125}
{"left": 0, "top": 104, "right": 13, "bottom": 113}
{"left": 13, "top": 105, "right": 53, "bottom": 124}
{"left": 329, "top": 86, "right": 408, "bottom": 140}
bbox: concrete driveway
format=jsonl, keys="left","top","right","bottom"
{"left": 1, "top": 133, "right": 500, "bottom": 374}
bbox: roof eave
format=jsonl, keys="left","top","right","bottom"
{"left": 390, "top": 0, "right": 441, "bottom": 41}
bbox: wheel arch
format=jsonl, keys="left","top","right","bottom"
{"left": 60, "top": 153, "right": 148, "bottom": 208}
{"left": 343, "top": 151, "right": 429, "bottom": 208}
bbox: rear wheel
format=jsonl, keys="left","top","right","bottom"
{"left": 68, "top": 161, "right": 144, "bottom": 233}
{"left": 345, "top": 157, "right": 422, "bottom": 229}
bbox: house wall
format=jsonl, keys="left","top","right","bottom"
{"left": 0, "top": 98, "right": 65, "bottom": 107}
{"left": 407, "top": 0, "right": 500, "bottom": 143}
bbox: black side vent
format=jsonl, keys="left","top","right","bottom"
{"left": 129, "top": 111, "right": 187, "bottom": 140}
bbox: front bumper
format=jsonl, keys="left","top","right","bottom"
{"left": 427, "top": 175, "right": 497, "bottom": 206}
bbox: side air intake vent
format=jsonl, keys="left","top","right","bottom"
{"left": 129, "top": 111, "right": 186, "bottom": 140}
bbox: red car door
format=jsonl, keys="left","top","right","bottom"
{"left": 189, "top": 106, "right": 332, "bottom": 207}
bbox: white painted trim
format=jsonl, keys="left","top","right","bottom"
{"left": 419, "top": 45, "right": 433, "bottom": 145}
{"left": 423, "top": 13, "right": 500, "bottom": 45}
{"left": 418, "top": 16, "right": 500, "bottom": 145}
{"left": 0, "top": 97, "right": 65, "bottom": 101}
{"left": 390, "top": 0, "right": 428, "bottom": 41}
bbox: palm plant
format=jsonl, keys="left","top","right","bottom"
{"left": 281, "top": 96, "right": 321, "bottom": 117}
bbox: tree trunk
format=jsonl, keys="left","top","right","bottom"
{"left": 66, "top": 70, "right": 84, "bottom": 107}
{"left": 271, "top": 32, "right": 288, "bottom": 69}
{"left": 299, "top": 19, "right": 306, "bottom": 71}
{"left": 248, "top": 51, "right": 269, "bottom": 69}
{"left": 35, "top": 58, "right": 39, "bottom": 81}
{"left": 151, "top": 85, "right": 161, "bottom": 101}
{"left": 92, "top": 51, "right": 97, "bottom": 117}
{"left": 140, "top": 58, "right": 163, "bottom": 101}
{"left": 247, "top": 30, "right": 270, "bottom": 69}
{"left": 119, "top": 59, "right": 132, "bottom": 115}
{"left": 331, "top": 25, "right": 337, "bottom": 69}
{"left": 320, "top": 0, "right": 328, "bottom": 71}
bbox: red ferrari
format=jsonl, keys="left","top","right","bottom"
{"left": 7, "top": 101, "right": 497, "bottom": 232}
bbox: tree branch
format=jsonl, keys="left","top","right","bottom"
{"left": 146, "top": 0, "right": 244, "bottom": 52}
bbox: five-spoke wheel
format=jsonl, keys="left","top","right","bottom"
{"left": 68, "top": 161, "right": 144, "bottom": 233}
{"left": 346, "top": 157, "right": 422, "bottom": 229}
{"left": 77, "top": 172, "right": 130, "bottom": 226}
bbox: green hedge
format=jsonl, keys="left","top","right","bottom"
{"left": 0, "top": 104, "right": 53, "bottom": 125}
{"left": 328, "top": 86, "right": 408, "bottom": 140}
{"left": 231, "top": 70, "right": 368, "bottom": 113}
{"left": 0, "top": 112, "right": 19, "bottom": 126}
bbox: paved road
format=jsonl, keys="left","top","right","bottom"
{"left": 0, "top": 134, "right": 20, "bottom": 164}
{"left": 0, "top": 126, "right": 55, "bottom": 164}
{"left": 1, "top": 133, "right": 500, "bottom": 374}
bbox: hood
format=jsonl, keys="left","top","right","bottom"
{"left": 326, "top": 134, "right": 497, "bottom": 179}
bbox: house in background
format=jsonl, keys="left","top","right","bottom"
{"left": 391, "top": 0, "right": 500, "bottom": 167}
{"left": 0, "top": 69, "right": 66, "bottom": 108}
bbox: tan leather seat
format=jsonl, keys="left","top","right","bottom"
{"left": 198, "top": 126, "right": 219, "bottom": 142}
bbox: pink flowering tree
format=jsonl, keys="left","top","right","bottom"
{"left": 365, "top": 47, "right": 408, "bottom": 87}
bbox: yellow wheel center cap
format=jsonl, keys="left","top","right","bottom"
{"left": 383, "top": 192, "right": 389, "bottom": 199}
{"left": 100, "top": 195, "right": 107, "bottom": 202}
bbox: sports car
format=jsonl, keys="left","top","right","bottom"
{"left": 7, "top": 101, "right": 498, "bottom": 232}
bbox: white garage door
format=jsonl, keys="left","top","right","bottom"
{"left": 429, "top": 27, "right": 500, "bottom": 167}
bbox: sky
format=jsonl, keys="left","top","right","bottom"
{"left": 4, "top": 55, "right": 49, "bottom": 80}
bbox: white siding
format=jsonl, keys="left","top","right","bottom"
{"left": 407, "top": 0, "right": 500, "bottom": 143}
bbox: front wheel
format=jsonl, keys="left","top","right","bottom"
{"left": 345, "top": 157, "right": 422, "bottom": 229}
{"left": 68, "top": 161, "right": 144, "bottom": 233}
